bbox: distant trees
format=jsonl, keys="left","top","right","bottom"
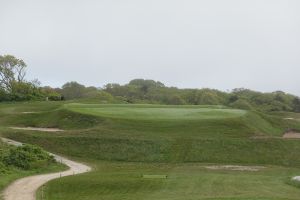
{"left": 293, "top": 97, "right": 300, "bottom": 112}
{"left": 60, "top": 81, "right": 114, "bottom": 102}
{"left": 0, "top": 55, "right": 46, "bottom": 101}
{"left": 102, "top": 80, "right": 300, "bottom": 112}
{"left": 41, "top": 86, "right": 62, "bottom": 101}
{"left": 188, "top": 89, "right": 225, "bottom": 105}
{"left": 0, "top": 56, "right": 299, "bottom": 113}
{"left": 228, "top": 88, "right": 297, "bottom": 112}
{"left": 61, "top": 82, "right": 86, "bottom": 100}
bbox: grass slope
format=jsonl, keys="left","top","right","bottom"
{"left": 0, "top": 102, "right": 300, "bottom": 200}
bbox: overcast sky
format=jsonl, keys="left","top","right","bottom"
{"left": 0, "top": 0, "right": 299, "bottom": 95}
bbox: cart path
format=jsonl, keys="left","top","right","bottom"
{"left": 1, "top": 137, "right": 91, "bottom": 200}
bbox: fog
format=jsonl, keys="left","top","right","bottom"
{"left": 0, "top": 0, "right": 299, "bottom": 95}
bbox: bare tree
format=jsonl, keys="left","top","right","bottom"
{"left": 0, "top": 55, "right": 27, "bottom": 92}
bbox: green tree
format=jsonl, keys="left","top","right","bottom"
{"left": 61, "top": 82, "right": 86, "bottom": 100}
{"left": 0, "top": 55, "right": 27, "bottom": 92}
{"left": 293, "top": 97, "right": 300, "bottom": 112}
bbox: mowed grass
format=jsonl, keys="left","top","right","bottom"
{"left": 38, "top": 162, "right": 300, "bottom": 200}
{"left": 0, "top": 102, "right": 300, "bottom": 200}
{"left": 65, "top": 103, "right": 246, "bottom": 120}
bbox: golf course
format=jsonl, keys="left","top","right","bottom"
{"left": 1, "top": 0, "right": 300, "bottom": 198}
{"left": 1, "top": 101, "right": 300, "bottom": 200}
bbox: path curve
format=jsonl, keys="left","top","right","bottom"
{"left": 1, "top": 137, "right": 91, "bottom": 200}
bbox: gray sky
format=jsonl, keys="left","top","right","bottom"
{"left": 0, "top": 0, "right": 299, "bottom": 95}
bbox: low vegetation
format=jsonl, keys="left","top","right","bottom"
{"left": 2, "top": 144, "right": 55, "bottom": 170}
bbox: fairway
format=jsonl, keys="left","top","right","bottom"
{"left": 65, "top": 104, "right": 246, "bottom": 120}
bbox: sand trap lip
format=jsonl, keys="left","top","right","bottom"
{"left": 205, "top": 165, "right": 266, "bottom": 172}
{"left": 21, "top": 112, "right": 40, "bottom": 114}
{"left": 10, "top": 127, "right": 64, "bottom": 132}
{"left": 251, "top": 135, "right": 279, "bottom": 139}
{"left": 1, "top": 137, "right": 91, "bottom": 200}
{"left": 251, "top": 131, "right": 300, "bottom": 140}
{"left": 284, "top": 117, "right": 295, "bottom": 120}
{"left": 293, "top": 176, "right": 300, "bottom": 181}
{"left": 142, "top": 175, "right": 167, "bottom": 179}
{"left": 283, "top": 132, "right": 300, "bottom": 139}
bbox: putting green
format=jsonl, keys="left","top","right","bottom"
{"left": 65, "top": 104, "right": 246, "bottom": 120}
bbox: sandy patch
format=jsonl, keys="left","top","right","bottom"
{"left": 293, "top": 176, "right": 300, "bottom": 181}
{"left": 251, "top": 135, "right": 278, "bottom": 139}
{"left": 10, "top": 127, "right": 64, "bottom": 132}
{"left": 205, "top": 165, "right": 266, "bottom": 172}
{"left": 284, "top": 118, "right": 295, "bottom": 120}
{"left": 142, "top": 175, "right": 167, "bottom": 179}
{"left": 21, "top": 112, "right": 40, "bottom": 114}
{"left": 283, "top": 132, "right": 300, "bottom": 139}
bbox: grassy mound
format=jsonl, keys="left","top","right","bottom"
{"left": 2, "top": 102, "right": 300, "bottom": 200}
{"left": 2, "top": 103, "right": 300, "bottom": 167}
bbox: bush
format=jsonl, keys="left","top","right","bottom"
{"left": 3, "top": 144, "right": 55, "bottom": 170}
{"left": 230, "top": 99, "right": 253, "bottom": 110}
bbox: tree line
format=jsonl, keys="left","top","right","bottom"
{"left": 1, "top": 55, "right": 299, "bottom": 112}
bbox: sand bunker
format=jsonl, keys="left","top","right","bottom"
{"left": 284, "top": 118, "right": 295, "bottom": 120}
{"left": 251, "top": 135, "right": 278, "bottom": 139}
{"left": 251, "top": 131, "right": 300, "bottom": 140}
{"left": 10, "top": 127, "right": 64, "bottom": 132}
{"left": 21, "top": 112, "right": 40, "bottom": 114}
{"left": 205, "top": 165, "right": 266, "bottom": 172}
{"left": 293, "top": 176, "right": 300, "bottom": 181}
{"left": 283, "top": 132, "right": 300, "bottom": 139}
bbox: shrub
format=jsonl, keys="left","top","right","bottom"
{"left": 3, "top": 144, "right": 55, "bottom": 170}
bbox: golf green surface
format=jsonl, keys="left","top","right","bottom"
{"left": 65, "top": 103, "right": 246, "bottom": 120}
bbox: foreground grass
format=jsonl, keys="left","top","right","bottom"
{"left": 37, "top": 161, "right": 300, "bottom": 200}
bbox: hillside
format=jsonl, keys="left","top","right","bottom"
{"left": 1, "top": 102, "right": 300, "bottom": 200}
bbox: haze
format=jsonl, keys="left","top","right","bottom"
{"left": 0, "top": 0, "right": 299, "bottom": 95}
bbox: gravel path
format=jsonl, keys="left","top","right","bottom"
{"left": 1, "top": 137, "right": 91, "bottom": 200}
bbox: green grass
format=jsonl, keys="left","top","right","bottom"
{"left": 0, "top": 102, "right": 300, "bottom": 200}
{"left": 65, "top": 103, "right": 245, "bottom": 120}
{"left": 37, "top": 161, "right": 300, "bottom": 200}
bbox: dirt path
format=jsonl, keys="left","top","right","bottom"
{"left": 1, "top": 137, "right": 91, "bottom": 200}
